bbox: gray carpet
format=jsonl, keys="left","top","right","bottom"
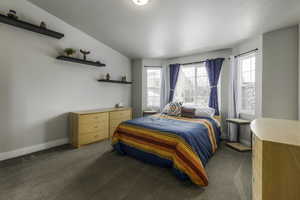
{"left": 0, "top": 141, "right": 252, "bottom": 200}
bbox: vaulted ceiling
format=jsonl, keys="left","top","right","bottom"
{"left": 29, "top": 0, "right": 300, "bottom": 59}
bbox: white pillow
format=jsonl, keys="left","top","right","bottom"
{"left": 182, "top": 104, "right": 215, "bottom": 118}
{"left": 195, "top": 107, "right": 215, "bottom": 118}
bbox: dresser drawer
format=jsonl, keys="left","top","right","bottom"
{"left": 110, "top": 118, "right": 128, "bottom": 127}
{"left": 110, "top": 125, "right": 119, "bottom": 137}
{"left": 79, "top": 130, "right": 108, "bottom": 145}
{"left": 79, "top": 120, "right": 108, "bottom": 134}
{"left": 79, "top": 113, "right": 108, "bottom": 124}
{"left": 109, "top": 117, "right": 130, "bottom": 137}
{"left": 110, "top": 110, "right": 131, "bottom": 120}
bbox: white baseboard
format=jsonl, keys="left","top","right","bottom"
{"left": 0, "top": 138, "right": 69, "bottom": 161}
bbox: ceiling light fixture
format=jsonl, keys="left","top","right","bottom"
{"left": 132, "top": 0, "right": 149, "bottom": 6}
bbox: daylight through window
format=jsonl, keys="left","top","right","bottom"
{"left": 174, "top": 64, "right": 210, "bottom": 107}
{"left": 238, "top": 54, "right": 256, "bottom": 115}
{"left": 146, "top": 68, "right": 162, "bottom": 109}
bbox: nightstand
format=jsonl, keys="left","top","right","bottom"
{"left": 226, "top": 118, "right": 252, "bottom": 152}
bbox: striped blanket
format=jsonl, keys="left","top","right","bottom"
{"left": 112, "top": 114, "right": 221, "bottom": 186}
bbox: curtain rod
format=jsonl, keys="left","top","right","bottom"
{"left": 181, "top": 60, "right": 206, "bottom": 66}
{"left": 234, "top": 48, "right": 258, "bottom": 58}
{"left": 180, "top": 57, "right": 224, "bottom": 66}
{"left": 144, "top": 65, "right": 162, "bottom": 68}
{"left": 171, "top": 48, "right": 259, "bottom": 66}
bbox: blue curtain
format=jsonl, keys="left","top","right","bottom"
{"left": 205, "top": 58, "right": 225, "bottom": 116}
{"left": 169, "top": 64, "right": 180, "bottom": 102}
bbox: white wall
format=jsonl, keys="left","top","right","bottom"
{"left": 262, "top": 25, "right": 298, "bottom": 120}
{"left": 167, "top": 49, "right": 233, "bottom": 137}
{"left": 232, "top": 36, "right": 263, "bottom": 146}
{"left": 0, "top": 0, "right": 131, "bottom": 155}
{"left": 299, "top": 24, "right": 300, "bottom": 120}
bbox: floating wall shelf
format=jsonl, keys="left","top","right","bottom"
{"left": 56, "top": 56, "right": 106, "bottom": 67}
{"left": 98, "top": 79, "right": 133, "bottom": 84}
{"left": 0, "top": 14, "right": 64, "bottom": 39}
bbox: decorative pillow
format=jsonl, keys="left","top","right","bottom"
{"left": 162, "top": 102, "right": 183, "bottom": 116}
{"left": 181, "top": 107, "right": 196, "bottom": 118}
{"left": 195, "top": 107, "right": 215, "bottom": 118}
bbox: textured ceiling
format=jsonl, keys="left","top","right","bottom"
{"left": 29, "top": 0, "right": 300, "bottom": 59}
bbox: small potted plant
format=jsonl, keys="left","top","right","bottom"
{"left": 64, "top": 48, "right": 76, "bottom": 57}
{"left": 7, "top": 10, "right": 18, "bottom": 20}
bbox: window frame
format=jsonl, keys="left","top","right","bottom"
{"left": 237, "top": 53, "right": 256, "bottom": 116}
{"left": 174, "top": 63, "right": 213, "bottom": 107}
{"left": 145, "top": 67, "right": 162, "bottom": 110}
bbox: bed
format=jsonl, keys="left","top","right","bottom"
{"left": 112, "top": 114, "right": 221, "bottom": 186}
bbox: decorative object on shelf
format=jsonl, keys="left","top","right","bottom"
{"left": 80, "top": 49, "right": 90, "bottom": 61}
{"left": 115, "top": 102, "right": 124, "bottom": 108}
{"left": 64, "top": 48, "right": 76, "bottom": 57}
{"left": 106, "top": 73, "right": 111, "bottom": 80}
{"left": 0, "top": 14, "right": 64, "bottom": 39}
{"left": 56, "top": 56, "right": 105, "bottom": 67}
{"left": 121, "top": 75, "right": 127, "bottom": 82}
{"left": 98, "top": 79, "right": 133, "bottom": 84}
{"left": 7, "top": 10, "right": 18, "bottom": 19}
{"left": 40, "top": 21, "right": 47, "bottom": 29}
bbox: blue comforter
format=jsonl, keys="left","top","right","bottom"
{"left": 125, "top": 116, "right": 221, "bottom": 166}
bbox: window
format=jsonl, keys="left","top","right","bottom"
{"left": 146, "top": 68, "right": 162, "bottom": 109}
{"left": 174, "top": 64, "right": 210, "bottom": 107}
{"left": 238, "top": 54, "right": 256, "bottom": 115}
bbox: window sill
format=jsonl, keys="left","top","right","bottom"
{"left": 145, "top": 107, "right": 161, "bottom": 112}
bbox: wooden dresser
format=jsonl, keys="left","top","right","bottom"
{"left": 251, "top": 118, "right": 300, "bottom": 200}
{"left": 70, "top": 107, "right": 132, "bottom": 147}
